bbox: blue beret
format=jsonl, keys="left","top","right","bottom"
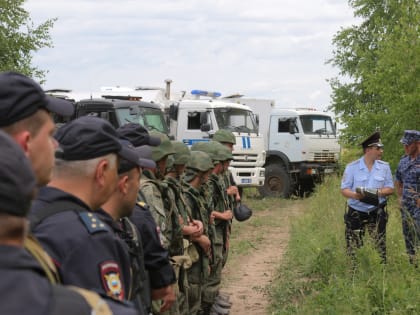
{"left": 0, "top": 131, "right": 36, "bottom": 217}
{"left": 0, "top": 71, "right": 74, "bottom": 127}
{"left": 54, "top": 116, "right": 140, "bottom": 165}
{"left": 400, "top": 130, "right": 420, "bottom": 145}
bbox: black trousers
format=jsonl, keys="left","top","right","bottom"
{"left": 344, "top": 206, "right": 388, "bottom": 262}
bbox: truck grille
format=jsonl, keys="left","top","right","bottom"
{"left": 312, "top": 152, "right": 336, "bottom": 162}
{"left": 232, "top": 153, "right": 258, "bottom": 163}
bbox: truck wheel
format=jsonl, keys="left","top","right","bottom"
{"left": 258, "top": 164, "right": 291, "bottom": 198}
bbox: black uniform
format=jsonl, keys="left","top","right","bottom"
{"left": 130, "top": 202, "right": 176, "bottom": 289}
{"left": 0, "top": 245, "right": 91, "bottom": 315}
{"left": 30, "top": 186, "right": 132, "bottom": 301}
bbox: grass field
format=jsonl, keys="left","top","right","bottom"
{"left": 268, "top": 175, "right": 420, "bottom": 314}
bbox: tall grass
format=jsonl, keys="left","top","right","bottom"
{"left": 269, "top": 175, "right": 420, "bottom": 314}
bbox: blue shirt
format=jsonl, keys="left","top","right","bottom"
{"left": 396, "top": 154, "right": 420, "bottom": 212}
{"left": 341, "top": 157, "right": 394, "bottom": 212}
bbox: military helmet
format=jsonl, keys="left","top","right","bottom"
{"left": 171, "top": 141, "right": 190, "bottom": 165}
{"left": 213, "top": 129, "right": 236, "bottom": 145}
{"left": 217, "top": 143, "right": 233, "bottom": 161}
{"left": 191, "top": 141, "right": 218, "bottom": 164}
{"left": 166, "top": 155, "right": 175, "bottom": 172}
{"left": 186, "top": 151, "right": 213, "bottom": 172}
{"left": 149, "top": 131, "right": 175, "bottom": 162}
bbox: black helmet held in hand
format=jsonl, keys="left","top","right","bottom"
{"left": 233, "top": 202, "right": 252, "bottom": 222}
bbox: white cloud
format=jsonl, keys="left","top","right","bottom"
{"left": 24, "top": 0, "right": 356, "bottom": 110}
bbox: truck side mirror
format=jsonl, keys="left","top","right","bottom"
{"left": 200, "top": 123, "right": 211, "bottom": 132}
{"left": 169, "top": 104, "right": 178, "bottom": 121}
{"left": 288, "top": 121, "right": 296, "bottom": 134}
{"left": 255, "top": 114, "right": 259, "bottom": 127}
{"left": 200, "top": 112, "right": 208, "bottom": 124}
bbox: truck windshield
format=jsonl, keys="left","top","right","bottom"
{"left": 116, "top": 107, "right": 169, "bottom": 134}
{"left": 214, "top": 108, "right": 257, "bottom": 133}
{"left": 299, "top": 115, "right": 335, "bottom": 135}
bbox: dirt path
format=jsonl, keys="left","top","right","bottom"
{"left": 220, "top": 199, "right": 304, "bottom": 314}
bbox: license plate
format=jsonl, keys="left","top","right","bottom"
{"left": 241, "top": 178, "right": 252, "bottom": 184}
{"left": 324, "top": 168, "right": 334, "bottom": 174}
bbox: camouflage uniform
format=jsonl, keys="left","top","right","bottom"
{"left": 396, "top": 130, "right": 420, "bottom": 258}
{"left": 193, "top": 142, "right": 231, "bottom": 309}
{"left": 182, "top": 151, "right": 213, "bottom": 315}
{"left": 164, "top": 141, "right": 193, "bottom": 315}
{"left": 138, "top": 133, "right": 181, "bottom": 315}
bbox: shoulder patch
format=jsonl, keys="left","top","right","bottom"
{"left": 100, "top": 261, "right": 124, "bottom": 300}
{"left": 79, "top": 212, "right": 109, "bottom": 234}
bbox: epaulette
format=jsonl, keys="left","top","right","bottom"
{"left": 136, "top": 201, "right": 149, "bottom": 210}
{"left": 377, "top": 160, "right": 389, "bottom": 165}
{"left": 79, "top": 212, "right": 109, "bottom": 234}
{"left": 348, "top": 160, "right": 359, "bottom": 166}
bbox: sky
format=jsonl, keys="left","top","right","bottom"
{"left": 25, "top": 0, "right": 357, "bottom": 112}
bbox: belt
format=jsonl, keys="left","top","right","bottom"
{"left": 348, "top": 206, "right": 378, "bottom": 216}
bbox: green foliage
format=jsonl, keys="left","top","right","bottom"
{"left": 328, "top": 0, "right": 420, "bottom": 170}
{"left": 0, "top": 0, "right": 56, "bottom": 81}
{"left": 269, "top": 175, "right": 420, "bottom": 314}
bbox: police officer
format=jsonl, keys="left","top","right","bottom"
{"left": 117, "top": 123, "right": 177, "bottom": 314}
{"left": 0, "top": 130, "right": 117, "bottom": 315}
{"left": 97, "top": 144, "right": 157, "bottom": 315}
{"left": 395, "top": 130, "right": 420, "bottom": 265}
{"left": 182, "top": 151, "right": 214, "bottom": 315}
{"left": 30, "top": 116, "right": 141, "bottom": 302}
{"left": 341, "top": 131, "right": 394, "bottom": 262}
{"left": 0, "top": 71, "right": 74, "bottom": 284}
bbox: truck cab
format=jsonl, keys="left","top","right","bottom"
{"left": 167, "top": 95, "right": 266, "bottom": 187}
{"left": 46, "top": 88, "right": 169, "bottom": 134}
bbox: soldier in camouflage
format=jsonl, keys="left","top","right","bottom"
{"left": 182, "top": 151, "right": 214, "bottom": 315}
{"left": 395, "top": 130, "right": 420, "bottom": 265}
{"left": 212, "top": 130, "right": 241, "bottom": 210}
{"left": 137, "top": 131, "right": 181, "bottom": 314}
{"left": 192, "top": 142, "right": 233, "bottom": 315}
{"left": 164, "top": 141, "right": 202, "bottom": 315}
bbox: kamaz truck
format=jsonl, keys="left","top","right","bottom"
{"left": 135, "top": 84, "right": 266, "bottom": 188}
{"left": 223, "top": 96, "right": 340, "bottom": 197}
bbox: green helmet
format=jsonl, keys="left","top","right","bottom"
{"left": 150, "top": 131, "right": 175, "bottom": 162}
{"left": 213, "top": 129, "right": 236, "bottom": 145}
{"left": 165, "top": 155, "right": 175, "bottom": 172}
{"left": 171, "top": 141, "right": 190, "bottom": 165}
{"left": 191, "top": 141, "right": 216, "bottom": 163}
{"left": 186, "top": 151, "right": 213, "bottom": 172}
{"left": 218, "top": 144, "right": 233, "bottom": 161}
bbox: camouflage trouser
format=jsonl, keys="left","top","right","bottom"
{"left": 202, "top": 243, "right": 223, "bottom": 304}
{"left": 344, "top": 206, "right": 388, "bottom": 262}
{"left": 400, "top": 208, "right": 420, "bottom": 256}
{"left": 187, "top": 263, "right": 203, "bottom": 315}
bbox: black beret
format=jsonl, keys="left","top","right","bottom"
{"left": 118, "top": 143, "right": 156, "bottom": 174}
{"left": 361, "top": 131, "right": 384, "bottom": 149}
{"left": 54, "top": 116, "right": 140, "bottom": 165}
{"left": 117, "top": 123, "right": 161, "bottom": 147}
{"left": 0, "top": 71, "right": 74, "bottom": 127}
{"left": 0, "top": 131, "right": 36, "bottom": 217}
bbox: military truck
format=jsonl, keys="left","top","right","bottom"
{"left": 223, "top": 96, "right": 340, "bottom": 197}
{"left": 46, "top": 88, "right": 169, "bottom": 134}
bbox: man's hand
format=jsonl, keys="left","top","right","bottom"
{"left": 151, "top": 285, "right": 176, "bottom": 312}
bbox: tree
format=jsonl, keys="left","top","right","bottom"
{"left": 328, "top": 0, "right": 420, "bottom": 168}
{"left": 0, "top": 0, "right": 56, "bottom": 81}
